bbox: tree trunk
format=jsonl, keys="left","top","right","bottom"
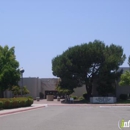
{"left": 0, "top": 88, "right": 4, "bottom": 98}
{"left": 85, "top": 83, "right": 92, "bottom": 101}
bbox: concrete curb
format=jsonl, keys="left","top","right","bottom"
{"left": 1, "top": 103, "right": 130, "bottom": 116}
{"left": 47, "top": 103, "right": 130, "bottom": 106}
{"left": 0, "top": 106, "right": 45, "bottom": 116}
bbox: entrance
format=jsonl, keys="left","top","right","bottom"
{"left": 45, "top": 90, "right": 65, "bottom": 99}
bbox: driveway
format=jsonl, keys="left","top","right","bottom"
{"left": 0, "top": 105, "right": 130, "bottom": 130}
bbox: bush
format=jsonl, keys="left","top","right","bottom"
{"left": 27, "top": 98, "right": 33, "bottom": 106}
{"left": 119, "top": 94, "right": 128, "bottom": 100}
{"left": 78, "top": 96, "right": 84, "bottom": 101}
{"left": 19, "top": 100, "right": 26, "bottom": 107}
{"left": 83, "top": 93, "right": 88, "bottom": 100}
{"left": 2, "top": 100, "right": 11, "bottom": 109}
{"left": 11, "top": 100, "right": 19, "bottom": 108}
{"left": 0, "top": 101, "right": 3, "bottom": 109}
{"left": 0, "top": 97, "right": 33, "bottom": 109}
{"left": 70, "top": 95, "right": 77, "bottom": 100}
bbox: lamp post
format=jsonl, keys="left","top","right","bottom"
{"left": 20, "top": 67, "right": 25, "bottom": 96}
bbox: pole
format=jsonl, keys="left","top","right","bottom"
{"left": 21, "top": 73, "right": 23, "bottom": 96}
{"left": 22, "top": 73, "right": 23, "bottom": 88}
{"left": 20, "top": 67, "right": 24, "bottom": 97}
{"left": 22, "top": 73, "right": 23, "bottom": 96}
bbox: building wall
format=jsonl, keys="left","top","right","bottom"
{"left": 71, "top": 85, "right": 86, "bottom": 97}
{"left": 18, "top": 78, "right": 59, "bottom": 99}
{"left": 4, "top": 90, "right": 13, "bottom": 98}
{"left": 11, "top": 67, "right": 130, "bottom": 99}
{"left": 18, "top": 77, "right": 41, "bottom": 99}
{"left": 40, "top": 78, "right": 59, "bottom": 98}
{"left": 116, "top": 85, "right": 130, "bottom": 98}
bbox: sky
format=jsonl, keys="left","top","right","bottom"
{"left": 0, "top": 0, "right": 130, "bottom": 78}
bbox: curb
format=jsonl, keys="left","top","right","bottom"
{"left": 0, "top": 106, "right": 45, "bottom": 116}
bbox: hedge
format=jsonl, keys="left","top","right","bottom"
{"left": 0, "top": 97, "right": 33, "bottom": 109}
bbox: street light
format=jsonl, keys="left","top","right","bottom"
{"left": 20, "top": 67, "right": 25, "bottom": 96}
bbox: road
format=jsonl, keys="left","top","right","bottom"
{"left": 0, "top": 105, "right": 130, "bottom": 130}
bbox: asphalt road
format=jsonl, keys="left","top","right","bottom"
{"left": 0, "top": 106, "right": 130, "bottom": 130}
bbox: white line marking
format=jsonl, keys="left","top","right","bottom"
{"left": 100, "top": 106, "right": 130, "bottom": 108}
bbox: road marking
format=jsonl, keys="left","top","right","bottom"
{"left": 100, "top": 106, "right": 130, "bottom": 108}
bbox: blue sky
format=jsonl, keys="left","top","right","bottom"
{"left": 0, "top": 0, "right": 130, "bottom": 78}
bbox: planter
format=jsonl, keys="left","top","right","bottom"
{"left": 47, "top": 95, "right": 53, "bottom": 101}
{"left": 90, "top": 97, "right": 116, "bottom": 104}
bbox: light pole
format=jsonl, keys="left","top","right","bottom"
{"left": 20, "top": 67, "right": 25, "bottom": 96}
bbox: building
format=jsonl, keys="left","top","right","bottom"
{"left": 4, "top": 67, "right": 130, "bottom": 99}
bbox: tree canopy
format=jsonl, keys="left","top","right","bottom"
{"left": 119, "top": 56, "right": 130, "bottom": 86}
{"left": 119, "top": 71, "right": 130, "bottom": 86}
{"left": 0, "top": 45, "right": 20, "bottom": 97}
{"left": 52, "top": 40, "right": 126, "bottom": 98}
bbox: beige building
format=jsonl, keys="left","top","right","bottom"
{"left": 16, "top": 77, "right": 87, "bottom": 99}
{"left": 4, "top": 67, "right": 130, "bottom": 99}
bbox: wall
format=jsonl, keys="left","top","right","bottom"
{"left": 16, "top": 67, "right": 130, "bottom": 99}
{"left": 4, "top": 90, "right": 13, "bottom": 98}
{"left": 18, "top": 77, "right": 41, "bottom": 99}
{"left": 71, "top": 85, "right": 86, "bottom": 97}
{"left": 116, "top": 85, "right": 130, "bottom": 98}
{"left": 40, "top": 78, "right": 59, "bottom": 98}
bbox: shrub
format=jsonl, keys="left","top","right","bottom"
{"left": 70, "top": 95, "right": 77, "bottom": 100}
{"left": 11, "top": 100, "right": 19, "bottom": 108}
{"left": 19, "top": 98, "right": 27, "bottom": 107}
{"left": 0, "top": 101, "right": 3, "bottom": 109}
{"left": 119, "top": 94, "right": 128, "bottom": 100}
{"left": 78, "top": 96, "right": 84, "bottom": 101}
{"left": 3, "top": 100, "right": 11, "bottom": 109}
{"left": 26, "top": 98, "right": 33, "bottom": 106}
{"left": 0, "top": 97, "right": 33, "bottom": 109}
{"left": 83, "top": 93, "right": 88, "bottom": 100}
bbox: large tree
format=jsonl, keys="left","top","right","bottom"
{"left": 52, "top": 40, "right": 126, "bottom": 99}
{"left": 0, "top": 45, "right": 20, "bottom": 97}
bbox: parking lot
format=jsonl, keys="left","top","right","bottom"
{"left": 0, "top": 104, "right": 130, "bottom": 130}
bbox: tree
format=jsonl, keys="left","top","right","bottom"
{"left": 119, "top": 56, "right": 130, "bottom": 86}
{"left": 96, "top": 68, "right": 123, "bottom": 96}
{"left": 56, "top": 86, "right": 73, "bottom": 95}
{"left": 11, "top": 85, "right": 29, "bottom": 97}
{"left": 52, "top": 40, "right": 126, "bottom": 99}
{"left": 0, "top": 45, "right": 20, "bottom": 97}
{"left": 128, "top": 55, "right": 130, "bottom": 71}
{"left": 21, "top": 86, "right": 30, "bottom": 95}
{"left": 119, "top": 71, "right": 130, "bottom": 86}
{"left": 11, "top": 85, "right": 21, "bottom": 96}
{"left": 55, "top": 79, "right": 73, "bottom": 95}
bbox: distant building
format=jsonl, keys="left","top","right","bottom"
{"left": 4, "top": 67, "right": 130, "bottom": 99}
